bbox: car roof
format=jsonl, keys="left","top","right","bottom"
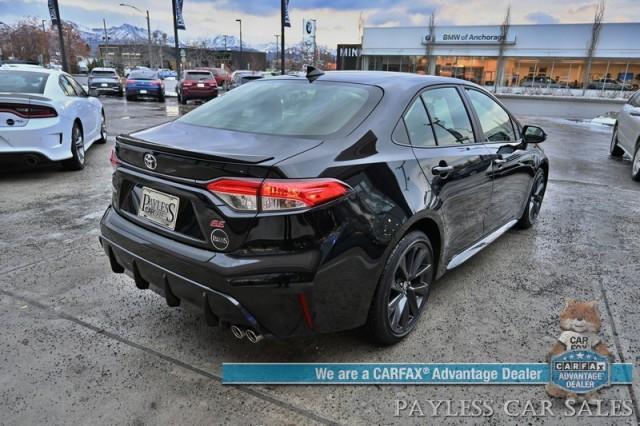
{"left": 91, "top": 67, "right": 117, "bottom": 72}
{"left": 265, "top": 71, "right": 480, "bottom": 92}
{"left": 0, "top": 66, "right": 62, "bottom": 76}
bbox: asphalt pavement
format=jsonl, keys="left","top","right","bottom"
{"left": 1, "top": 96, "right": 639, "bottom": 425}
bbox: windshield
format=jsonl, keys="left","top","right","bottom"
{"left": 0, "top": 70, "right": 49, "bottom": 94}
{"left": 179, "top": 79, "right": 381, "bottom": 137}
{"left": 185, "top": 72, "right": 213, "bottom": 80}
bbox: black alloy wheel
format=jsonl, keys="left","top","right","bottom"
{"left": 517, "top": 169, "right": 546, "bottom": 229}
{"left": 368, "top": 231, "right": 433, "bottom": 344}
{"left": 610, "top": 125, "right": 625, "bottom": 157}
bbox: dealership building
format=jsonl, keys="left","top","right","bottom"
{"left": 348, "top": 23, "right": 640, "bottom": 88}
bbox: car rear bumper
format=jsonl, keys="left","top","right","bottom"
{"left": 0, "top": 118, "right": 71, "bottom": 161}
{"left": 182, "top": 88, "right": 218, "bottom": 99}
{"left": 126, "top": 88, "right": 163, "bottom": 96}
{"left": 99, "top": 206, "right": 326, "bottom": 338}
{"left": 90, "top": 85, "right": 122, "bottom": 93}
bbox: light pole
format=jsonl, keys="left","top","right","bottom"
{"left": 235, "top": 19, "right": 243, "bottom": 69}
{"left": 120, "top": 3, "right": 153, "bottom": 68}
{"left": 274, "top": 34, "right": 279, "bottom": 70}
{"left": 102, "top": 19, "right": 111, "bottom": 66}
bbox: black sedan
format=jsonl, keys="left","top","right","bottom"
{"left": 100, "top": 70, "right": 549, "bottom": 344}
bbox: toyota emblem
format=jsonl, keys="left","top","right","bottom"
{"left": 143, "top": 153, "right": 157, "bottom": 170}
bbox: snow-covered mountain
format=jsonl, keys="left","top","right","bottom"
{"left": 68, "top": 20, "right": 333, "bottom": 56}
{"left": 72, "top": 22, "right": 150, "bottom": 51}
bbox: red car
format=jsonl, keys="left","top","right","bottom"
{"left": 177, "top": 70, "right": 218, "bottom": 104}
{"left": 211, "top": 68, "right": 232, "bottom": 87}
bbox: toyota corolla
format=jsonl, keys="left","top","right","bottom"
{"left": 100, "top": 69, "right": 549, "bottom": 344}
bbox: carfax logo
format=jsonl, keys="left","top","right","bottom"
{"left": 551, "top": 350, "right": 609, "bottom": 393}
{"left": 546, "top": 300, "right": 612, "bottom": 402}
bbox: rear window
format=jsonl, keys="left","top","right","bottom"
{"left": 241, "top": 76, "right": 263, "bottom": 82}
{"left": 185, "top": 72, "right": 213, "bottom": 80}
{"left": 0, "top": 71, "right": 49, "bottom": 94}
{"left": 179, "top": 79, "right": 381, "bottom": 137}
{"left": 91, "top": 70, "right": 117, "bottom": 77}
{"left": 129, "top": 71, "right": 157, "bottom": 80}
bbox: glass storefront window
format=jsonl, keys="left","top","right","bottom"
{"left": 364, "top": 55, "right": 640, "bottom": 97}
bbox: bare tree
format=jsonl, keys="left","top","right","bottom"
{"left": 494, "top": 5, "right": 511, "bottom": 92}
{"left": 424, "top": 12, "right": 436, "bottom": 75}
{"left": 582, "top": 0, "right": 605, "bottom": 94}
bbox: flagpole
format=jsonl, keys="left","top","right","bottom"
{"left": 52, "top": 0, "right": 69, "bottom": 72}
{"left": 280, "top": 0, "right": 285, "bottom": 75}
{"left": 171, "top": 0, "right": 181, "bottom": 79}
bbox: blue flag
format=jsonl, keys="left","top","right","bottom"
{"left": 175, "top": 0, "right": 186, "bottom": 30}
{"left": 283, "top": 0, "right": 291, "bottom": 28}
{"left": 48, "top": 0, "right": 59, "bottom": 26}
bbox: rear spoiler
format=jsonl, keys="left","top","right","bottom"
{"left": 116, "top": 134, "right": 274, "bottom": 164}
{"left": 0, "top": 93, "right": 53, "bottom": 103}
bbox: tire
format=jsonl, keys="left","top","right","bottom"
{"left": 118, "top": 89, "right": 124, "bottom": 98}
{"left": 95, "top": 111, "right": 107, "bottom": 144}
{"left": 517, "top": 169, "right": 546, "bottom": 229}
{"left": 610, "top": 125, "right": 625, "bottom": 157}
{"left": 179, "top": 94, "right": 186, "bottom": 105}
{"left": 62, "top": 122, "right": 85, "bottom": 171}
{"left": 367, "top": 231, "right": 434, "bottom": 345}
{"left": 126, "top": 95, "right": 135, "bottom": 102}
{"left": 158, "top": 94, "right": 165, "bottom": 103}
{"left": 632, "top": 144, "right": 640, "bottom": 182}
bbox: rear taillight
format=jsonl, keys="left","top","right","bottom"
{"left": 0, "top": 103, "right": 57, "bottom": 118}
{"left": 109, "top": 148, "right": 119, "bottom": 169}
{"left": 206, "top": 178, "right": 351, "bottom": 212}
{"left": 126, "top": 80, "right": 135, "bottom": 84}
{"left": 152, "top": 80, "right": 162, "bottom": 86}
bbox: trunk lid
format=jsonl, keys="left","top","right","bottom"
{"left": 113, "top": 121, "right": 323, "bottom": 251}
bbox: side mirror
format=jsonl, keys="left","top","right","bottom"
{"left": 522, "top": 125, "right": 547, "bottom": 143}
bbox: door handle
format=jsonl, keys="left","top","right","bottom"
{"left": 432, "top": 165, "right": 454, "bottom": 175}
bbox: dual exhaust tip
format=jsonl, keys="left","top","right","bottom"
{"left": 230, "top": 325, "right": 264, "bottom": 343}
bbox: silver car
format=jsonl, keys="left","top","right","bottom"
{"left": 88, "top": 67, "right": 123, "bottom": 97}
{"left": 611, "top": 90, "right": 640, "bottom": 180}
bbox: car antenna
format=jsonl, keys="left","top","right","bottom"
{"left": 306, "top": 65, "right": 324, "bottom": 83}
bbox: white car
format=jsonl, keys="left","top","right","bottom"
{"left": 0, "top": 67, "right": 106, "bottom": 170}
{"left": 611, "top": 90, "right": 640, "bottom": 181}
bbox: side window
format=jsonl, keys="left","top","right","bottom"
{"left": 403, "top": 98, "right": 436, "bottom": 147}
{"left": 630, "top": 92, "right": 640, "bottom": 107}
{"left": 67, "top": 76, "right": 87, "bottom": 96}
{"left": 466, "top": 89, "right": 516, "bottom": 142}
{"left": 59, "top": 76, "right": 75, "bottom": 96}
{"left": 421, "top": 88, "right": 474, "bottom": 145}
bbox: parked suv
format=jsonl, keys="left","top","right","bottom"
{"left": 177, "top": 70, "right": 218, "bottom": 104}
{"left": 88, "top": 67, "right": 123, "bottom": 97}
{"left": 125, "top": 69, "right": 165, "bottom": 102}
{"left": 100, "top": 71, "right": 549, "bottom": 344}
{"left": 611, "top": 90, "right": 640, "bottom": 180}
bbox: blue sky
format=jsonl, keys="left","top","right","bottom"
{"left": 1, "top": 0, "right": 639, "bottom": 47}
